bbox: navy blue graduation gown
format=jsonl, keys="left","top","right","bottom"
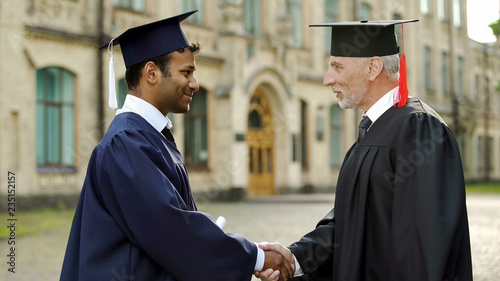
{"left": 60, "top": 112, "right": 257, "bottom": 281}
{"left": 289, "top": 98, "right": 473, "bottom": 281}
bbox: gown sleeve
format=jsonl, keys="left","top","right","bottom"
{"left": 390, "top": 112, "right": 471, "bottom": 280}
{"left": 96, "top": 129, "right": 257, "bottom": 281}
{"left": 289, "top": 208, "right": 335, "bottom": 281}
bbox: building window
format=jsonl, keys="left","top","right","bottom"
{"left": 457, "top": 132, "right": 466, "bottom": 170}
{"left": 424, "top": 46, "right": 432, "bottom": 92}
{"left": 497, "top": 89, "right": 500, "bottom": 116}
{"left": 300, "top": 100, "right": 308, "bottom": 170}
{"left": 421, "top": 0, "right": 430, "bottom": 14}
{"left": 36, "top": 67, "right": 75, "bottom": 169}
{"left": 180, "top": 0, "right": 204, "bottom": 24}
{"left": 474, "top": 74, "right": 480, "bottom": 97}
{"left": 316, "top": 116, "right": 325, "bottom": 141}
{"left": 457, "top": 56, "right": 464, "bottom": 95}
{"left": 441, "top": 51, "right": 449, "bottom": 95}
{"left": 113, "top": 0, "right": 144, "bottom": 12}
{"left": 117, "top": 78, "right": 128, "bottom": 108}
{"left": 249, "top": 110, "right": 261, "bottom": 129}
{"left": 487, "top": 137, "right": 493, "bottom": 172}
{"left": 478, "top": 136, "right": 494, "bottom": 174}
{"left": 184, "top": 87, "right": 208, "bottom": 168}
{"left": 453, "top": 0, "right": 461, "bottom": 26}
{"left": 329, "top": 105, "right": 343, "bottom": 168}
{"left": 485, "top": 77, "right": 490, "bottom": 101}
{"left": 244, "top": 0, "right": 261, "bottom": 36}
{"left": 292, "top": 134, "right": 298, "bottom": 162}
{"left": 286, "top": 0, "right": 303, "bottom": 47}
{"left": 324, "top": 0, "right": 339, "bottom": 53}
{"left": 359, "top": 3, "right": 372, "bottom": 20}
{"left": 438, "top": 0, "right": 447, "bottom": 21}
{"left": 477, "top": 136, "right": 483, "bottom": 172}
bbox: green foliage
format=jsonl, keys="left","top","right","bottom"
{"left": 466, "top": 182, "right": 500, "bottom": 193}
{"left": 489, "top": 19, "right": 500, "bottom": 36}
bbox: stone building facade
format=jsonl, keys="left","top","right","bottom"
{"left": 0, "top": 0, "right": 499, "bottom": 207}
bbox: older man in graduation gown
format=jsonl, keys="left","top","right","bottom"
{"left": 258, "top": 20, "right": 473, "bottom": 281}
{"left": 60, "top": 11, "right": 292, "bottom": 281}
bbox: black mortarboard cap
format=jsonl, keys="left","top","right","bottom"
{"left": 101, "top": 10, "right": 197, "bottom": 68}
{"left": 310, "top": 20, "right": 418, "bottom": 57}
{"left": 311, "top": 19, "right": 418, "bottom": 107}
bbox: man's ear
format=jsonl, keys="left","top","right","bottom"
{"left": 366, "top": 57, "right": 384, "bottom": 82}
{"left": 143, "top": 61, "right": 159, "bottom": 84}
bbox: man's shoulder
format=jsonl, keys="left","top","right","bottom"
{"left": 398, "top": 98, "right": 447, "bottom": 126}
{"left": 99, "top": 113, "right": 155, "bottom": 146}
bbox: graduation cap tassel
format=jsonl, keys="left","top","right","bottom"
{"left": 107, "top": 39, "right": 118, "bottom": 109}
{"left": 398, "top": 53, "right": 408, "bottom": 107}
{"left": 397, "top": 23, "right": 409, "bottom": 107}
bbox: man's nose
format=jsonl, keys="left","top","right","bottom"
{"left": 323, "top": 70, "right": 335, "bottom": 86}
{"left": 189, "top": 76, "right": 199, "bottom": 92}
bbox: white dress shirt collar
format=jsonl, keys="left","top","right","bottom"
{"left": 365, "top": 86, "right": 399, "bottom": 124}
{"left": 116, "top": 94, "right": 173, "bottom": 133}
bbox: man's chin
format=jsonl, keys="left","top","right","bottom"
{"left": 338, "top": 101, "right": 356, "bottom": 110}
{"left": 338, "top": 100, "right": 347, "bottom": 109}
{"left": 176, "top": 104, "right": 190, "bottom": 113}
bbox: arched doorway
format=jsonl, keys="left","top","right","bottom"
{"left": 247, "top": 89, "right": 275, "bottom": 196}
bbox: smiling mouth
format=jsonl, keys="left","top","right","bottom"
{"left": 332, "top": 90, "right": 343, "bottom": 100}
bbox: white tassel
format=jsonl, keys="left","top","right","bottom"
{"left": 107, "top": 39, "right": 118, "bottom": 109}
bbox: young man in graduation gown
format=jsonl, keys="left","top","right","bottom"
{"left": 257, "top": 20, "right": 473, "bottom": 281}
{"left": 60, "top": 11, "right": 292, "bottom": 281}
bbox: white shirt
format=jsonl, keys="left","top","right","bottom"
{"left": 116, "top": 94, "right": 172, "bottom": 132}
{"left": 293, "top": 87, "right": 401, "bottom": 277}
{"left": 116, "top": 94, "right": 265, "bottom": 271}
{"left": 364, "top": 86, "right": 400, "bottom": 128}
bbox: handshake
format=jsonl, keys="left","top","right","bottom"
{"left": 254, "top": 242, "right": 296, "bottom": 281}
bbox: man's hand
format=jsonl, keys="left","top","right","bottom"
{"left": 259, "top": 242, "right": 295, "bottom": 281}
{"left": 254, "top": 268, "right": 280, "bottom": 281}
{"left": 262, "top": 250, "right": 292, "bottom": 281}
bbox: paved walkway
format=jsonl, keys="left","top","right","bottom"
{"left": 0, "top": 193, "right": 498, "bottom": 280}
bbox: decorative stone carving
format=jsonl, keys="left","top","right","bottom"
{"left": 218, "top": 0, "right": 244, "bottom": 34}
{"left": 275, "top": 14, "right": 293, "bottom": 43}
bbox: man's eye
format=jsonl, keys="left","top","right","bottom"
{"left": 332, "top": 64, "right": 342, "bottom": 71}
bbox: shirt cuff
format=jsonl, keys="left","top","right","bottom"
{"left": 294, "top": 254, "right": 304, "bottom": 277}
{"left": 254, "top": 244, "right": 265, "bottom": 271}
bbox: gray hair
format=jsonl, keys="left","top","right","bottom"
{"left": 359, "top": 54, "right": 400, "bottom": 81}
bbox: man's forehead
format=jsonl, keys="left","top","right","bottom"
{"left": 171, "top": 50, "right": 196, "bottom": 65}
{"left": 329, "top": 56, "right": 354, "bottom": 64}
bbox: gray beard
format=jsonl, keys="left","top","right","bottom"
{"left": 336, "top": 81, "right": 368, "bottom": 110}
{"left": 338, "top": 91, "right": 365, "bottom": 109}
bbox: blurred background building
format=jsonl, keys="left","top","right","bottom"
{"left": 1, "top": 0, "right": 499, "bottom": 208}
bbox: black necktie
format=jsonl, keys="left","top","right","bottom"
{"left": 161, "top": 127, "right": 176, "bottom": 147}
{"left": 358, "top": 116, "right": 372, "bottom": 144}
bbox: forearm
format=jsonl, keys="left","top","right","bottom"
{"left": 289, "top": 224, "right": 335, "bottom": 275}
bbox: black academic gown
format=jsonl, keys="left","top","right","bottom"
{"left": 60, "top": 112, "right": 257, "bottom": 281}
{"left": 289, "top": 98, "right": 473, "bottom": 281}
